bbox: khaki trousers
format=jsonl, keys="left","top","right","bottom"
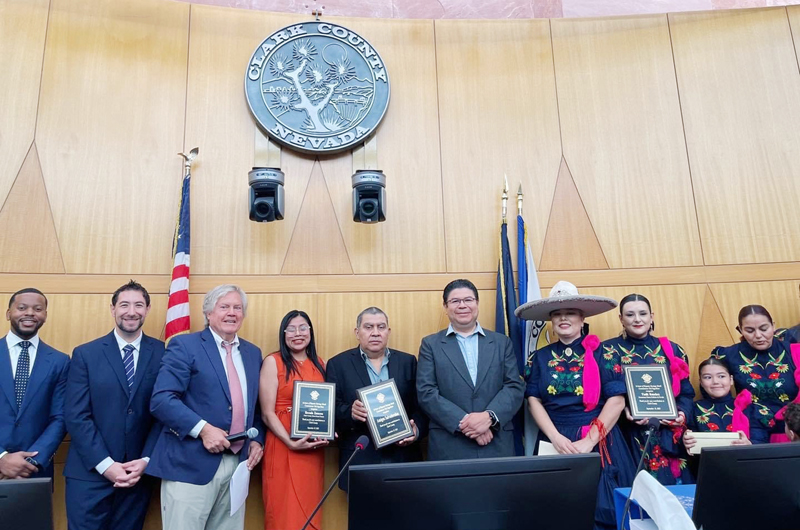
{"left": 161, "top": 454, "right": 245, "bottom": 530}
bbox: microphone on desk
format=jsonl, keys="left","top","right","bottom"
{"left": 226, "top": 427, "right": 259, "bottom": 443}
{"left": 300, "top": 435, "right": 370, "bottom": 530}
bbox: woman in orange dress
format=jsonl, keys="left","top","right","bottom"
{"left": 260, "top": 310, "right": 329, "bottom": 530}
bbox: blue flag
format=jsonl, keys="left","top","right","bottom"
{"left": 496, "top": 221, "right": 523, "bottom": 455}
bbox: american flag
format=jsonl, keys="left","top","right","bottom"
{"left": 165, "top": 169, "right": 191, "bottom": 343}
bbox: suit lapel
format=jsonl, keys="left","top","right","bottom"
{"left": 0, "top": 341, "right": 16, "bottom": 411}
{"left": 201, "top": 329, "right": 232, "bottom": 404}
{"left": 349, "top": 349, "right": 372, "bottom": 388}
{"left": 474, "top": 332, "right": 495, "bottom": 391}
{"left": 102, "top": 334, "right": 129, "bottom": 395}
{"left": 19, "top": 343, "right": 53, "bottom": 417}
{"left": 129, "top": 336, "right": 153, "bottom": 402}
{"left": 441, "top": 334, "right": 475, "bottom": 389}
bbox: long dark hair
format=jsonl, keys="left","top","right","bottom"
{"left": 698, "top": 356, "right": 729, "bottom": 376}
{"left": 278, "top": 310, "right": 325, "bottom": 382}
{"left": 737, "top": 304, "right": 773, "bottom": 326}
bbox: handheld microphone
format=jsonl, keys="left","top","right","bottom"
{"left": 226, "top": 427, "right": 258, "bottom": 443}
{"left": 300, "top": 435, "right": 370, "bottom": 530}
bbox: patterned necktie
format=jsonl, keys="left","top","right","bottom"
{"left": 14, "top": 341, "right": 31, "bottom": 409}
{"left": 122, "top": 345, "right": 135, "bottom": 390}
{"left": 222, "top": 341, "right": 245, "bottom": 453}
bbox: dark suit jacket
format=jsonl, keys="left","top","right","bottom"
{"left": 416, "top": 328, "right": 524, "bottom": 461}
{"left": 64, "top": 332, "right": 165, "bottom": 481}
{"left": 147, "top": 328, "right": 265, "bottom": 485}
{"left": 326, "top": 347, "right": 428, "bottom": 490}
{"left": 0, "top": 337, "right": 69, "bottom": 477}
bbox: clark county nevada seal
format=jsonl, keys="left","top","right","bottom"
{"left": 245, "top": 22, "right": 390, "bottom": 155}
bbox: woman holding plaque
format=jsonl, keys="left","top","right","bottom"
{"left": 602, "top": 293, "right": 695, "bottom": 485}
{"left": 712, "top": 305, "right": 800, "bottom": 444}
{"left": 517, "top": 281, "right": 634, "bottom": 530}
{"left": 260, "top": 310, "right": 328, "bottom": 530}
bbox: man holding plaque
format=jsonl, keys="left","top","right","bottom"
{"left": 326, "top": 307, "right": 427, "bottom": 491}
{"left": 148, "top": 285, "right": 265, "bottom": 530}
{"left": 417, "top": 279, "right": 524, "bottom": 460}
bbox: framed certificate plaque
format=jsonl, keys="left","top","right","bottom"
{"left": 624, "top": 365, "right": 678, "bottom": 420}
{"left": 357, "top": 379, "right": 413, "bottom": 449}
{"left": 291, "top": 381, "right": 335, "bottom": 440}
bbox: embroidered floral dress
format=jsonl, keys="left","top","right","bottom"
{"left": 526, "top": 335, "right": 635, "bottom": 530}
{"left": 686, "top": 390, "right": 757, "bottom": 440}
{"left": 713, "top": 339, "right": 799, "bottom": 443}
{"left": 602, "top": 334, "right": 695, "bottom": 485}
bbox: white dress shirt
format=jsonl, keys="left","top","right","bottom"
{"left": 6, "top": 331, "right": 40, "bottom": 378}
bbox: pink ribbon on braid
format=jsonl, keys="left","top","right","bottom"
{"left": 775, "top": 343, "right": 800, "bottom": 421}
{"left": 732, "top": 389, "right": 752, "bottom": 438}
{"left": 658, "top": 337, "right": 690, "bottom": 397}
{"left": 582, "top": 334, "right": 601, "bottom": 412}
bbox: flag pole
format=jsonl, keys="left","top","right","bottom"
{"left": 502, "top": 174, "right": 509, "bottom": 224}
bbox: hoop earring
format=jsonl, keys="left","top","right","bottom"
{"left": 650, "top": 322, "right": 655, "bottom": 332}
{"left": 621, "top": 329, "right": 628, "bottom": 340}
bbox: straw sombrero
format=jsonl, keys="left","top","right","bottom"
{"left": 515, "top": 281, "right": 617, "bottom": 321}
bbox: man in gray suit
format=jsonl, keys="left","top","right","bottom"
{"left": 417, "top": 279, "right": 524, "bottom": 460}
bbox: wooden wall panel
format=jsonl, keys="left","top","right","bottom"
{"left": 0, "top": 144, "right": 65, "bottom": 273}
{"left": 552, "top": 15, "right": 703, "bottom": 268}
{"left": 670, "top": 8, "right": 800, "bottom": 265}
{"left": 0, "top": 0, "right": 49, "bottom": 209}
{"left": 790, "top": 6, "right": 800, "bottom": 61}
{"left": 436, "top": 19, "right": 562, "bottom": 273}
{"left": 185, "top": 6, "right": 316, "bottom": 275}
{"left": 318, "top": 17, "right": 446, "bottom": 274}
{"left": 709, "top": 280, "right": 800, "bottom": 338}
{"left": 36, "top": 0, "right": 189, "bottom": 274}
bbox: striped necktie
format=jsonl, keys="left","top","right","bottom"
{"left": 122, "top": 344, "right": 135, "bottom": 390}
{"left": 14, "top": 341, "right": 31, "bottom": 409}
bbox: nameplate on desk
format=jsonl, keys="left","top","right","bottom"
{"left": 358, "top": 379, "right": 413, "bottom": 449}
{"left": 624, "top": 365, "right": 678, "bottom": 420}
{"left": 291, "top": 381, "right": 335, "bottom": 440}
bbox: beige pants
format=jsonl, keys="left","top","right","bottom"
{"left": 161, "top": 454, "right": 245, "bottom": 530}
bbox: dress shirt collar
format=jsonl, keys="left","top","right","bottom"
{"left": 209, "top": 327, "right": 239, "bottom": 349}
{"left": 6, "top": 330, "right": 40, "bottom": 351}
{"left": 446, "top": 322, "right": 485, "bottom": 338}
{"left": 113, "top": 329, "right": 143, "bottom": 352}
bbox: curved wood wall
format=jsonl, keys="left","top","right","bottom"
{"left": 2, "top": 0, "right": 800, "bottom": 528}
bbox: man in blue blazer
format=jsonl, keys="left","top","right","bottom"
{"left": 64, "top": 281, "right": 165, "bottom": 530}
{"left": 148, "top": 285, "right": 264, "bottom": 530}
{"left": 417, "top": 279, "right": 524, "bottom": 460}
{"left": 0, "top": 288, "right": 69, "bottom": 479}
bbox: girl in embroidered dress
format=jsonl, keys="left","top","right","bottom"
{"left": 712, "top": 305, "right": 800, "bottom": 444}
{"left": 602, "top": 293, "right": 695, "bottom": 485}
{"left": 683, "top": 357, "right": 754, "bottom": 455}
{"left": 517, "top": 281, "right": 634, "bottom": 530}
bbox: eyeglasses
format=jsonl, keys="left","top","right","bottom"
{"left": 446, "top": 297, "right": 477, "bottom": 307}
{"left": 284, "top": 325, "right": 311, "bottom": 334}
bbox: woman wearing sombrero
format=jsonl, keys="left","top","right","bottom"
{"left": 516, "top": 281, "right": 634, "bottom": 530}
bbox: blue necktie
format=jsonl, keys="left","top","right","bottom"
{"left": 14, "top": 341, "right": 31, "bottom": 409}
{"left": 122, "top": 345, "right": 135, "bottom": 390}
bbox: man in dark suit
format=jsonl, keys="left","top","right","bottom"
{"left": 326, "top": 307, "right": 428, "bottom": 491}
{"left": 148, "top": 284, "right": 264, "bottom": 530}
{"left": 0, "top": 288, "right": 69, "bottom": 479}
{"left": 64, "top": 281, "right": 165, "bottom": 530}
{"left": 417, "top": 279, "right": 524, "bottom": 460}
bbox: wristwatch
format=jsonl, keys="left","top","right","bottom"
{"left": 486, "top": 410, "right": 500, "bottom": 431}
